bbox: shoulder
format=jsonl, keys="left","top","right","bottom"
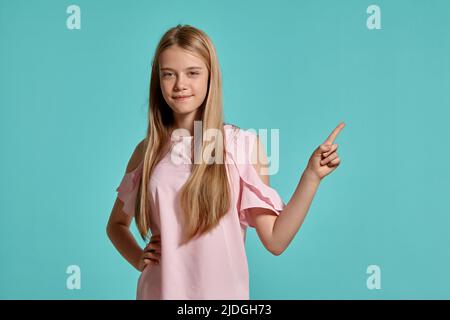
{"left": 224, "top": 124, "right": 269, "bottom": 179}
{"left": 125, "top": 138, "right": 146, "bottom": 173}
{"left": 224, "top": 123, "right": 261, "bottom": 165}
{"left": 223, "top": 123, "right": 257, "bottom": 146}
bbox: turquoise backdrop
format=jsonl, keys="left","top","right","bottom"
{"left": 1, "top": 0, "right": 449, "bottom": 299}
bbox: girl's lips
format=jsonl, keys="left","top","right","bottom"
{"left": 173, "top": 95, "right": 193, "bottom": 101}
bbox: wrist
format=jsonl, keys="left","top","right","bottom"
{"left": 302, "top": 168, "right": 321, "bottom": 184}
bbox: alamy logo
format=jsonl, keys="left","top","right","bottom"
{"left": 367, "top": 5, "right": 381, "bottom": 30}
{"left": 66, "top": 265, "right": 81, "bottom": 290}
{"left": 366, "top": 265, "right": 381, "bottom": 290}
{"left": 169, "top": 121, "right": 280, "bottom": 175}
{"left": 66, "top": 5, "right": 81, "bottom": 30}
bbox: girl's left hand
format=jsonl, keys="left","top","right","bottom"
{"left": 305, "top": 122, "right": 345, "bottom": 181}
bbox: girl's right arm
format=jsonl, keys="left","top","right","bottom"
{"left": 106, "top": 140, "right": 146, "bottom": 272}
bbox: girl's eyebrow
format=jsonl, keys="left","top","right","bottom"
{"left": 160, "top": 66, "right": 202, "bottom": 71}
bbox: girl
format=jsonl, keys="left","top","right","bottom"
{"left": 106, "top": 24, "right": 345, "bottom": 300}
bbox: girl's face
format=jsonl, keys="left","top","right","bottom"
{"left": 159, "top": 45, "right": 209, "bottom": 118}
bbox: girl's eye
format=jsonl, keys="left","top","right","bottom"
{"left": 161, "top": 71, "right": 199, "bottom": 78}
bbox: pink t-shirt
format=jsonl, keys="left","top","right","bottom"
{"left": 115, "top": 124, "right": 286, "bottom": 300}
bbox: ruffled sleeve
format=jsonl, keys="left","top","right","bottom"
{"left": 115, "top": 161, "right": 143, "bottom": 217}
{"left": 227, "top": 128, "right": 286, "bottom": 228}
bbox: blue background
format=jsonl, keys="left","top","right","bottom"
{"left": 1, "top": 0, "right": 449, "bottom": 299}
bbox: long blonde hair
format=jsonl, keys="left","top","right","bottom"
{"left": 135, "top": 24, "right": 233, "bottom": 245}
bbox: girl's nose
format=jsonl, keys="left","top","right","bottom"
{"left": 174, "top": 74, "right": 188, "bottom": 91}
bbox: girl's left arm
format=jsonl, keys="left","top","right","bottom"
{"left": 250, "top": 122, "right": 345, "bottom": 256}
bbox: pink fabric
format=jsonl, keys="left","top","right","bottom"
{"left": 115, "top": 124, "right": 286, "bottom": 300}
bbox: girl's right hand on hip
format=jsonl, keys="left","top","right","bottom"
{"left": 138, "top": 234, "right": 161, "bottom": 272}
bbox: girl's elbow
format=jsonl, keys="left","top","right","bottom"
{"left": 269, "top": 244, "right": 284, "bottom": 256}
{"left": 106, "top": 223, "right": 113, "bottom": 239}
{"left": 106, "top": 221, "right": 119, "bottom": 239}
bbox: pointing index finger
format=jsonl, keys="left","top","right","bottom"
{"left": 324, "top": 122, "right": 345, "bottom": 144}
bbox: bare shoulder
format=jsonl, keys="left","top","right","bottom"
{"left": 125, "top": 138, "right": 146, "bottom": 173}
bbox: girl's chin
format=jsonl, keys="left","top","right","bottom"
{"left": 171, "top": 106, "right": 200, "bottom": 115}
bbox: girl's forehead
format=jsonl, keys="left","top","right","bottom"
{"left": 159, "top": 46, "right": 206, "bottom": 69}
